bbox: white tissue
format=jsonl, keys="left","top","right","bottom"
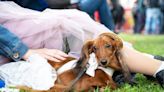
{"left": 57, "top": 60, "right": 77, "bottom": 75}
{"left": 85, "top": 53, "right": 115, "bottom": 77}
{"left": 86, "top": 53, "right": 98, "bottom": 77}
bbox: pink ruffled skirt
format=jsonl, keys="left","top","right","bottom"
{"left": 0, "top": 1, "right": 112, "bottom": 63}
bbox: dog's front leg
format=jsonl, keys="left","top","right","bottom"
{"left": 106, "top": 77, "right": 117, "bottom": 90}
{"left": 98, "top": 79, "right": 117, "bottom": 92}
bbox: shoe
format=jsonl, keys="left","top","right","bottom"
{"left": 144, "top": 74, "right": 156, "bottom": 81}
{"left": 145, "top": 55, "right": 164, "bottom": 81}
{"left": 154, "top": 55, "right": 164, "bottom": 61}
{"left": 112, "top": 71, "right": 136, "bottom": 86}
{"left": 156, "top": 70, "right": 164, "bottom": 88}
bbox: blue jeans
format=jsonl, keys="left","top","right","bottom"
{"left": 145, "top": 8, "right": 161, "bottom": 34}
{"left": 78, "top": 0, "right": 115, "bottom": 31}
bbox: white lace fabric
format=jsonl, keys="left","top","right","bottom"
{"left": 0, "top": 54, "right": 57, "bottom": 90}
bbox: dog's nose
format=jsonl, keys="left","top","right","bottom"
{"left": 100, "top": 59, "right": 107, "bottom": 65}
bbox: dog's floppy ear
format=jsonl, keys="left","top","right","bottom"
{"left": 100, "top": 32, "right": 123, "bottom": 50}
{"left": 75, "top": 40, "right": 94, "bottom": 69}
{"left": 116, "top": 52, "right": 132, "bottom": 83}
{"left": 82, "top": 40, "right": 94, "bottom": 57}
{"left": 102, "top": 32, "right": 132, "bottom": 83}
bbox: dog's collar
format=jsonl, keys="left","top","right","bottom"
{"left": 56, "top": 55, "right": 114, "bottom": 91}
{"left": 57, "top": 61, "right": 114, "bottom": 77}
{"left": 98, "top": 67, "right": 114, "bottom": 76}
{"left": 56, "top": 59, "right": 87, "bottom": 91}
{"left": 57, "top": 60, "right": 77, "bottom": 75}
{"left": 68, "top": 65, "right": 88, "bottom": 91}
{"left": 57, "top": 53, "right": 114, "bottom": 77}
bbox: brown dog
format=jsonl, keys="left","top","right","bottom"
{"left": 47, "top": 58, "right": 117, "bottom": 92}
{"left": 18, "top": 32, "right": 131, "bottom": 92}
{"left": 47, "top": 32, "right": 132, "bottom": 92}
{"left": 79, "top": 32, "right": 132, "bottom": 82}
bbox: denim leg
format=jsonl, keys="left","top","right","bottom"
{"left": 145, "top": 9, "right": 152, "bottom": 34}
{"left": 149, "top": 17, "right": 153, "bottom": 34}
{"left": 145, "top": 8, "right": 161, "bottom": 34}
{"left": 78, "top": 0, "right": 115, "bottom": 31}
{"left": 152, "top": 17, "right": 160, "bottom": 34}
{"left": 78, "top": 0, "right": 101, "bottom": 17}
{"left": 98, "top": 0, "right": 115, "bottom": 31}
{"left": 151, "top": 11, "right": 161, "bottom": 34}
{"left": 161, "top": 12, "right": 164, "bottom": 34}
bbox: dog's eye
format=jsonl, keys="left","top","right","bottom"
{"left": 93, "top": 46, "right": 98, "bottom": 52}
{"left": 105, "top": 44, "right": 112, "bottom": 48}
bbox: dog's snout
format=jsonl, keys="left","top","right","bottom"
{"left": 100, "top": 59, "right": 107, "bottom": 65}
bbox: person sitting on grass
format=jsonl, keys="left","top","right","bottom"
{"left": 0, "top": 1, "right": 163, "bottom": 89}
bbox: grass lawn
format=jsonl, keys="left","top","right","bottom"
{"left": 99, "top": 34, "right": 164, "bottom": 92}
{"left": 119, "top": 34, "right": 164, "bottom": 56}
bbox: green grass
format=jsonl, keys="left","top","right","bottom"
{"left": 106, "top": 34, "right": 164, "bottom": 92}
{"left": 119, "top": 34, "right": 164, "bottom": 56}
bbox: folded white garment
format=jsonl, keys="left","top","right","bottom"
{"left": 0, "top": 54, "right": 57, "bottom": 90}
{"left": 86, "top": 53, "right": 114, "bottom": 77}
{"left": 86, "top": 53, "right": 98, "bottom": 77}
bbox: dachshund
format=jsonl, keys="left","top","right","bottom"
{"left": 18, "top": 32, "right": 131, "bottom": 92}
{"left": 78, "top": 32, "right": 132, "bottom": 83}
{"left": 47, "top": 56, "right": 117, "bottom": 92}
{"left": 47, "top": 32, "right": 132, "bottom": 92}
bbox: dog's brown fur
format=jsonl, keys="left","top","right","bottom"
{"left": 78, "top": 32, "right": 131, "bottom": 82}
{"left": 18, "top": 32, "right": 131, "bottom": 92}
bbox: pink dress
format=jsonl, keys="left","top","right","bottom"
{"left": 0, "top": 1, "right": 112, "bottom": 61}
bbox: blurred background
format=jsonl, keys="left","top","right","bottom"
{"left": 2, "top": 0, "right": 164, "bottom": 35}
{"left": 107, "top": 0, "right": 164, "bottom": 35}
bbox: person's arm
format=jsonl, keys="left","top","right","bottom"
{"left": 0, "top": 25, "right": 69, "bottom": 62}
{"left": 0, "top": 25, "right": 29, "bottom": 62}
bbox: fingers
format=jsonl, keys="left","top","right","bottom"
{"left": 50, "top": 49, "right": 69, "bottom": 58}
{"left": 39, "top": 54, "right": 62, "bottom": 62}
{"left": 23, "top": 48, "right": 70, "bottom": 62}
{"left": 52, "top": 54, "right": 67, "bottom": 61}
{"left": 22, "top": 50, "right": 33, "bottom": 60}
{"left": 35, "top": 48, "right": 69, "bottom": 62}
{"left": 43, "top": 49, "right": 69, "bottom": 62}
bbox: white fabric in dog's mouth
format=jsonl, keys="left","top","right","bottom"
{"left": 57, "top": 53, "right": 99, "bottom": 77}
{"left": 86, "top": 53, "right": 98, "bottom": 77}
{"left": 86, "top": 53, "right": 114, "bottom": 77}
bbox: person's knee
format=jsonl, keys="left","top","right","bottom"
{"left": 78, "top": 0, "right": 105, "bottom": 13}
{"left": 93, "top": 0, "right": 107, "bottom": 5}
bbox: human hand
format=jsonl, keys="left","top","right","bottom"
{"left": 23, "top": 48, "right": 69, "bottom": 62}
